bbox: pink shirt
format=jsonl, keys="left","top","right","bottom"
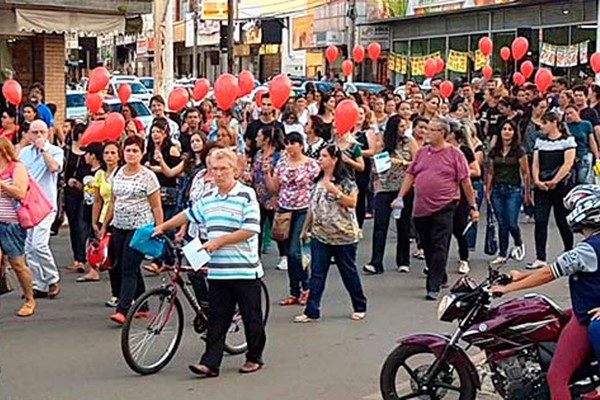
{"left": 274, "top": 157, "right": 320, "bottom": 210}
{"left": 408, "top": 145, "right": 469, "bottom": 218}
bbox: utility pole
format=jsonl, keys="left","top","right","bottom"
{"left": 165, "top": 1, "right": 174, "bottom": 95}
{"left": 227, "top": 0, "right": 235, "bottom": 73}
{"left": 192, "top": 0, "right": 199, "bottom": 77}
{"left": 153, "top": 0, "right": 166, "bottom": 98}
{"left": 347, "top": 0, "right": 357, "bottom": 82}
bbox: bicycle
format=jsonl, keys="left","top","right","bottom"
{"left": 121, "top": 236, "right": 270, "bottom": 375}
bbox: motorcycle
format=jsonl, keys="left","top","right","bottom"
{"left": 379, "top": 265, "right": 600, "bottom": 400}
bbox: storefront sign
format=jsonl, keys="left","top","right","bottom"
{"left": 358, "top": 26, "right": 390, "bottom": 50}
{"left": 259, "top": 44, "right": 280, "bottom": 55}
{"left": 234, "top": 44, "right": 251, "bottom": 57}
{"left": 292, "top": 14, "right": 315, "bottom": 50}
{"left": 366, "top": 0, "right": 516, "bottom": 22}
{"left": 202, "top": 0, "right": 228, "bottom": 20}
{"left": 185, "top": 16, "right": 220, "bottom": 48}
{"left": 136, "top": 37, "right": 154, "bottom": 55}
{"left": 242, "top": 25, "right": 262, "bottom": 45}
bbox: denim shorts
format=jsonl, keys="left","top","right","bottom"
{"left": 0, "top": 222, "right": 26, "bottom": 258}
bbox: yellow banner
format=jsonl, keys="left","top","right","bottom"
{"left": 410, "top": 51, "right": 440, "bottom": 76}
{"left": 388, "top": 53, "right": 396, "bottom": 72}
{"left": 447, "top": 49, "right": 468, "bottom": 73}
{"left": 398, "top": 55, "right": 408, "bottom": 74}
{"left": 472, "top": 49, "right": 487, "bottom": 71}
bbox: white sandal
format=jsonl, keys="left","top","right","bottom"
{"left": 351, "top": 312, "right": 366, "bottom": 321}
{"left": 293, "top": 314, "right": 318, "bottom": 323}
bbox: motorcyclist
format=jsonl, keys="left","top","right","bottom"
{"left": 491, "top": 184, "right": 600, "bottom": 400}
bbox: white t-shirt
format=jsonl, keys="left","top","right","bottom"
{"left": 111, "top": 167, "right": 160, "bottom": 230}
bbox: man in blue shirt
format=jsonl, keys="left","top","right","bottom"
{"left": 28, "top": 83, "right": 54, "bottom": 128}
{"left": 20, "top": 120, "right": 63, "bottom": 298}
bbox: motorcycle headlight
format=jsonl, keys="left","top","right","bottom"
{"left": 437, "top": 294, "right": 456, "bottom": 321}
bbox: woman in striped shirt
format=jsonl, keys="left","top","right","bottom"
{"left": 0, "top": 137, "right": 35, "bottom": 317}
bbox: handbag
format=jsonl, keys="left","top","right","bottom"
{"left": 271, "top": 211, "right": 292, "bottom": 242}
{"left": 484, "top": 202, "right": 498, "bottom": 256}
{"left": 129, "top": 224, "right": 165, "bottom": 259}
{"left": 1, "top": 162, "right": 53, "bottom": 229}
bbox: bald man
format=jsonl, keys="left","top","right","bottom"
{"left": 20, "top": 120, "right": 63, "bottom": 298}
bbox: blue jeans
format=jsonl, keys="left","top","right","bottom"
{"left": 466, "top": 179, "right": 484, "bottom": 251}
{"left": 281, "top": 208, "right": 308, "bottom": 298}
{"left": 576, "top": 153, "right": 593, "bottom": 184}
{"left": 490, "top": 184, "right": 523, "bottom": 258}
{"left": 304, "top": 239, "right": 367, "bottom": 319}
{"left": 588, "top": 319, "right": 600, "bottom": 374}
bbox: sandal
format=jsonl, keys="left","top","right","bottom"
{"left": 188, "top": 364, "right": 219, "bottom": 378}
{"left": 351, "top": 312, "right": 366, "bottom": 321}
{"left": 16, "top": 301, "right": 35, "bottom": 317}
{"left": 66, "top": 262, "right": 85, "bottom": 273}
{"left": 293, "top": 314, "right": 318, "bottom": 323}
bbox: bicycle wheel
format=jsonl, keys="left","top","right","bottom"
{"left": 121, "top": 287, "right": 184, "bottom": 375}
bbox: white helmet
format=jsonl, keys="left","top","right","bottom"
{"left": 565, "top": 185, "right": 600, "bottom": 233}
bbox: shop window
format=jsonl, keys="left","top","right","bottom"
{"left": 571, "top": 25, "right": 596, "bottom": 82}
{"left": 491, "top": 31, "right": 515, "bottom": 74}
{"left": 429, "top": 37, "right": 445, "bottom": 57}
{"left": 411, "top": 39, "right": 428, "bottom": 57}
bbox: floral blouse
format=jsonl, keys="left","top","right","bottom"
{"left": 274, "top": 156, "right": 320, "bottom": 210}
{"left": 373, "top": 137, "right": 413, "bottom": 193}
{"left": 252, "top": 149, "right": 281, "bottom": 210}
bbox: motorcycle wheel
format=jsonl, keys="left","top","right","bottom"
{"left": 380, "top": 344, "right": 476, "bottom": 400}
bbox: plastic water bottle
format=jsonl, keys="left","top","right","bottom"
{"left": 392, "top": 197, "right": 404, "bottom": 220}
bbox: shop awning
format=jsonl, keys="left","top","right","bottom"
{"left": 15, "top": 9, "right": 125, "bottom": 35}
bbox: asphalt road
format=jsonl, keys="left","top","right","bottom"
{"left": 0, "top": 217, "right": 573, "bottom": 400}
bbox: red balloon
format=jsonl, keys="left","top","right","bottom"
{"left": 326, "top": 45, "right": 339, "bottom": 65}
{"left": 270, "top": 74, "right": 292, "bottom": 110}
{"left": 482, "top": 65, "right": 493, "bottom": 80}
{"left": 440, "top": 80, "right": 454, "bottom": 99}
{"left": 168, "top": 87, "right": 189, "bottom": 112}
{"left": 255, "top": 87, "right": 268, "bottom": 108}
{"left": 368, "top": 42, "right": 381, "bottom": 62}
{"left": 214, "top": 74, "right": 239, "bottom": 110}
{"left": 513, "top": 72, "right": 526, "bottom": 86}
{"left": 535, "top": 68, "right": 554, "bottom": 94}
{"left": 478, "top": 37, "right": 493, "bottom": 57}
{"left": 435, "top": 58, "right": 445, "bottom": 74}
{"left": 117, "top": 83, "right": 132, "bottom": 105}
{"left": 424, "top": 59, "right": 437, "bottom": 78}
{"left": 520, "top": 60, "right": 534, "bottom": 79}
{"left": 238, "top": 70, "right": 255, "bottom": 96}
{"left": 334, "top": 99, "right": 360, "bottom": 136}
{"left": 500, "top": 47, "right": 511, "bottom": 62}
{"left": 104, "top": 112, "right": 125, "bottom": 141}
{"left": 342, "top": 60, "right": 354, "bottom": 77}
{"left": 79, "top": 120, "right": 106, "bottom": 146}
{"left": 88, "top": 67, "right": 110, "bottom": 94}
{"left": 85, "top": 93, "right": 103, "bottom": 114}
{"left": 352, "top": 45, "right": 365, "bottom": 63}
{"left": 192, "top": 78, "right": 210, "bottom": 102}
{"left": 511, "top": 37, "right": 529, "bottom": 61}
{"left": 2, "top": 80, "right": 22, "bottom": 105}
{"left": 591, "top": 53, "right": 600, "bottom": 74}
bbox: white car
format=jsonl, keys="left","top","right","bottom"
{"left": 104, "top": 98, "right": 153, "bottom": 130}
{"left": 139, "top": 76, "right": 154, "bottom": 92}
{"left": 66, "top": 90, "right": 87, "bottom": 120}
{"left": 107, "top": 80, "right": 152, "bottom": 105}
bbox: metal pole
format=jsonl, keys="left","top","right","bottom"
{"left": 165, "top": 0, "right": 174, "bottom": 96}
{"left": 596, "top": 0, "right": 600, "bottom": 85}
{"left": 153, "top": 0, "right": 165, "bottom": 99}
{"left": 347, "top": 0, "right": 356, "bottom": 82}
{"left": 227, "top": 0, "right": 235, "bottom": 73}
{"left": 192, "top": 1, "right": 198, "bottom": 77}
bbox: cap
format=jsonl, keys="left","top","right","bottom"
{"left": 80, "top": 142, "right": 104, "bottom": 160}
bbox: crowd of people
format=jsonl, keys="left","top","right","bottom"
{"left": 2, "top": 73, "right": 600, "bottom": 383}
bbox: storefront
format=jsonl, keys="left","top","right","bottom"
{"left": 363, "top": 0, "right": 598, "bottom": 85}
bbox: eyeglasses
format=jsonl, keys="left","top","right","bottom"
{"left": 30, "top": 130, "right": 48, "bottom": 135}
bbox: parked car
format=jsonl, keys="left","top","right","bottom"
{"left": 104, "top": 98, "right": 153, "bottom": 130}
{"left": 107, "top": 80, "right": 152, "bottom": 105}
{"left": 344, "top": 82, "right": 387, "bottom": 95}
{"left": 139, "top": 77, "right": 154, "bottom": 92}
{"left": 293, "top": 81, "right": 336, "bottom": 96}
{"left": 66, "top": 90, "right": 87, "bottom": 119}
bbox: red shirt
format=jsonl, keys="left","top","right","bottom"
{"left": 0, "top": 126, "right": 18, "bottom": 142}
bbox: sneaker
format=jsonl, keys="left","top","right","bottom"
{"left": 279, "top": 296, "right": 300, "bottom": 306}
{"left": 299, "top": 290, "right": 309, "bottom": 305}
{"left": 413, "top": 249, "right": 425, "bottom": 260}
{"left": 105, "top": 296, "right": 119, "bottom": 308}
{"left": 511, "top": 244, "right": 526, "bottom": 262}
{"left": 526, "top": 259, "right": 546, "bottom": 270}
{"left": 109, "top": 312, "right": 127, "bottom": 325}
{"left": 458, "top": 261, "right": 470, "bottom": 275}
{"left": 426, "top": 291, "right": 440, "bottom": 301}
{"left": 276, "top": 257, "right": 288, "bottom": 271}
{"left": 362, "top": 264, "right": 382, "bottom": 275}
{"left": 490, "top": 256, "right": 507, "bottom": 266}
{"left": 396, "top": 265, "right": 410, "bottom": 273}
{"left": 294, "top": 314, "right": 318, "bottom": 323}
{"left": 350, "top": 312, "right": 366, "bottom": 321}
